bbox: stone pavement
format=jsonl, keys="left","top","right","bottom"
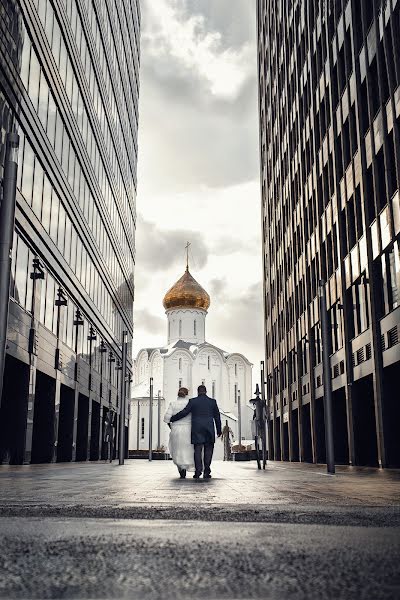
{"left": 1, "top": 461, "right": 400, "bottom": 599}
{"left": 0, "top": 460, "right": 400, "bottom": 524}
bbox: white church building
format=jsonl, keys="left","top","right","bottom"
{"left": 129, "top": 265, "right": 253, "bottom": 459}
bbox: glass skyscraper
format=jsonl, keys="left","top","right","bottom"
{"left": 258, "top": 0, "right": 400, "bottom": 467}
{"left": 0, "top": 0, "right": 140, "bottom": 463}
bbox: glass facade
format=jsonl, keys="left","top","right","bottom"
{"left": 0, "top": 0, "right": 140, "bottom": 464}
{"left": 258, "top": 0, "right": 400, "bottom": 467}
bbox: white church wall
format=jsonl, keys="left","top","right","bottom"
{"left": 135, "top": 350, "right": 150, "bottom": 385}
{"left": 129, "top": 398, "right": 169, "bottom": 451}
{"left": 166, "top": 308, "right": 206, "bottom": 344}
{"left": 191, "top": 348, "right": 225, "bottom": 402}
{"left": 150, "top": 352, "right": 164, "bottom": 395}
{"left": 226, "top": 355, "right": 253, "bottom": 440}
{"left": 165, "top": 351, "right": 193, "bottom": 398}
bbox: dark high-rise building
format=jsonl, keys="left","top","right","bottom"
{"left": 258, "top": 1, "right": 400, "bottom": 467}
{"left": 0, "top": 0, "right": 140, "bottom": 463}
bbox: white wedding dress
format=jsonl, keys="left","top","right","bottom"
{"left": 164, "top": 396, "right": 194, "bottom": 471}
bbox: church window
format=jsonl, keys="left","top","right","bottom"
{"left": 179, "top": 320, "right": 182, "bottom": 337}
{"left": 235, "top": 363, "right": 237, "bottom": 376}
{"left": 234, "top": 383, "right": 238, "bottom": 404}
{"left": 179, "top": 378, "right": 182, "bottom": 388}
{"left": 179, "top": 358, "right": 182, "bottom": 371}
{"left": 208, "top": 356, "right": 210, "bottom": 370}
{"left": 141, "top": 417, "right": 145, "bottom": 439}
{"left": 194, "top": 320, "right": 197, "bottom": 336}
{"left": 212, "top": 381, "right": 216, "bottom": 397}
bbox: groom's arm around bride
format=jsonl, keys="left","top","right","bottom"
{"left": 169, "top": 386, "right": 222, "bottom": 441}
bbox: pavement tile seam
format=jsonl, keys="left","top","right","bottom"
{"left": 1, "top": 504, "right": 400, "bottom": 527}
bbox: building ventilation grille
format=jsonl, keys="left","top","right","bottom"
{"left": 316, "top": 375, "right": 322, "bottom": 387}
{"left": 381, "top": 334, "right": 386, "bottom": 351}
{"left": 333, "top": 363, "right": 340, "bottom": 378}
{"left": 388, "top": 326, "right": 399, "bottom": 348}
{"left": 340, "top": 361, "right": 345, "bottom": 374}
{"left": 352, "top": 353, "right": 357, "bottom": 367}
{"left": 365, "top": 343, "right": 372, "bottom": 360}
{"left": 356, "top": 348, "right": 365, "bottom": 364}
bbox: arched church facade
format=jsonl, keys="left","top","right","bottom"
{"left": 129, "top": 266, "right": 253, "bottom": 458}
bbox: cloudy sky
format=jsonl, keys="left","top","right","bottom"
{"left": 133, "top": 0, "right": 263, "bottom": 371}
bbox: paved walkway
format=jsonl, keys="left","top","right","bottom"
{"left": 1, "top": 460, "right": 399, "bottom": 524}
{"left": 1, "top": 461, "right": 400, "bottom": 599}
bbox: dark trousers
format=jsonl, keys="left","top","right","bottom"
{"left": 194, "top": 443, "right": 214, "bottom": 475}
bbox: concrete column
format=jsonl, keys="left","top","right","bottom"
{"left": 71, "top": 388, "right": 79, "bottom": 462}
{"left": 137, "top": 400, "right": 140, "bottom": 450}
{"left": 23, "top": 360, "right": 37, "bottom": 464}
{"left": 51, "top": 375, "right": 61, "bottom": 462}
{"left": 23, "top": 258, "right": 44, "bottom": 464}
{"left": 86, "top": 396, "right": 92, "bottom": 461}
{"left": 296, "top": 345, "right": 304, "bottom": 462}
{"left": 97, "top": 402, "right": 104, "bottom": 460}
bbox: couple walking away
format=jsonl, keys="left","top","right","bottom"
{"left": 164, "top": 385, "right": 222, "bottom": 479}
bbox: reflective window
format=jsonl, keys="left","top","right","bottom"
{"left": 41, "top": 176, "right": 52, "bottom": 233}
{"left": 44, "top": 275, "right": 55, "bottom": 330}
{"left": 21, "top": 139, "right": 34, "bottom": 205}
{"left": 38, "top": 73, "right": 49, "bottom": 129}
{"left": 32, "top": 158, "right": 43, "bottom": 219}
{"left": 14, "top": 236, "right": 29, "bottom": 309}
{"left": 27, "top": 51, "right": 40, "bottom": 111}
{"left": 58, "top": 203, "right": 66, "bottom": 254}
{"left": 50, "top": 192, "right": 59, "bottom": 243}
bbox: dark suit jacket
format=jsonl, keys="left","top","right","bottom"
{"left": 170, "top": 394, "right": 222, "bottom": 445}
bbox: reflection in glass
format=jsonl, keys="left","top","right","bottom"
{"left": 15, "top": 237, "right": 28, "bottom": 308}
{"left": 32, "top": 157, "right": 43, "bottom": 219}
{"left": 28, "top": 50, "right": 40, "bottom": 111}
{"left": 38, "top": 72, "right": 49, "bottom": 128}
{"left": 50, "top": 192, "right": 59, "bottom": 243}
{"left": 46, "top": 92, "right": 57, "bottom": 145}
{"left": 21, "top": 140, "right": 34, "bottom": 205}
{"left": 41, "top": 176, "right": 52, "bottom": 233}
{"left": 44, "top": 275, "right": 55, "bottom": 330}
{"left": 58, "top": 203, "right": 66, "bottom": 253}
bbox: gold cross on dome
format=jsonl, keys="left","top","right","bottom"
{"left": 185, "top": 241, "right": 191, "bottom": 271}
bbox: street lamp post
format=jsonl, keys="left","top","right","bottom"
{"left": 318, "top": 280, "right": 335, "bottom": 475}
{"left": 237, "top": 389, "right": 242, "bottom": 447}
{"left": 0, "top": 132, "right": 19, "bottom": 409}
{"left": 149, "top": 377, "right": 153, "bottom": 461}
{"left": 118, "top": 330, "right": 128, "bottom": 465}
{"left": 157, "top": 389, "right": 161, "bottom": 450}
{"left": 260, "top": 360, "right": 268, "bottom": 464}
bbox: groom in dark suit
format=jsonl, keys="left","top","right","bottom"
{"left": 170, "top": 385, "right": 222, "bottom": 479}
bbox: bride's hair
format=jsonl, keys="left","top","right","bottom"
{"left": 178, "top": 387, "right": 189, "bottom": 397}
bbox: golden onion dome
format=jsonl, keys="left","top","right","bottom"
{"left": 163, "top": 268, "right": 210, "bottom": 311}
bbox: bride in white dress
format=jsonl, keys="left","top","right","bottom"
{"left": 163, "top": 387, "right": 194, "bottom": 478}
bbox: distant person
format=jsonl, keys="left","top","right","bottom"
{"left": 221, "top": 420, "right": 234, "bottom": 461}
{"left": 164, "top": 387, "right": 194, "bottom": 478}
{"left": 169, "top": 385, "right": 222, "bottom": 479}
{"left": 103, "top": 407, "right": 115, "bottom": 463}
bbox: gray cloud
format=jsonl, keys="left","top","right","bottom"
{"left": 208, "top": 281, "right": 263, "bottom": 354}
{"left": 182, "top": 1, "right": 256, "bottom": 50}
{"left": 138, "top": 0, "right": 259, "bottom": 194}
{"left": 136, "top": 216, "right": 209, "bottom": 271}
{"left": 209, "top": 276, "right": 228, "bottom": 299}
{"left": 134, "top": 308, "right": 165, "bottom": 336}
{"left": 138, "top": 71, "right": 258, "bottom": 192}
{"left": 210, "top": 235, "right": 259, "bottom": 257}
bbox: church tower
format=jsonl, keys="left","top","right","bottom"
{"left": 163, "top": 267, "right": 210, "bottom": 345}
